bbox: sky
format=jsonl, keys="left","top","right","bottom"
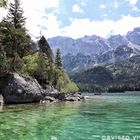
{"left": 0, "top": 0, "right": 140, "bottom": 39}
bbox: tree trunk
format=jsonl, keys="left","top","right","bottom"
{"left": 12, "top": 56, "right": 16, "bottom": 72}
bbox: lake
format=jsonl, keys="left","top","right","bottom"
{"left": 0, "top": 92, "right": 140, "bottom": 140}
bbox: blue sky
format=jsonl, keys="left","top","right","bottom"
{"left": 0, "top": 0, "right": 140, "bottom": 39}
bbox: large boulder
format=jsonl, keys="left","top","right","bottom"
{"left": 2, "top": 73, "right": 43, "bottom": 104}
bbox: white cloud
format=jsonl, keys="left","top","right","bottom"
{"left": 99, "top": 4, "right": 106, "bottom": 9}
{"left": 101, "top": 14, "right": 108, "bottom": 18}
{"left": 40, "top": 14, "right": 61, "bottom": 38}
{"left": 114, "top": 2, "right": 118, "bottom": 8}
{"left": 72, "top": 4, "right": 84, "bottom": 13}
{"left": 1, "top": 0, "right": 140, "bottom": 40}
{"left": 20, "top": 0, "right": 61, "bottom": 39}
{"left": 132, "top": 6, "right": 138, "bottom": 10}
{"left": 126, "top": 0, "right": 138, "bottom": 6}
{"left": 22, "top": 0, "right": 61, "bottom": 10}
{"left": 25, "top": 13, "right": 62, "bottom": 40}
{"left": 60, "top": 15, "right": 140, "bottom": 39}
{"left": 2, "top": 0, "right": 62, "bottom": 39}
{"left": 0, "top": 8, "right": 8, "bottom": 20}
{"left": 0, "top": 0, "right": 62, "bottom": 39}
{"left": 81, "top": 0, "right": 88, "bottom": 6}
{"left": 81, "top": 2, "right": 86, "bottom": 6}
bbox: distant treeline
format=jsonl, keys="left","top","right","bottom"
{"left": 71, "top": 56, "right": 140, "bottom": 93}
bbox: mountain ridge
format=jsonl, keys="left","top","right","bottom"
{"left": 70, "top": 55, "right": 140, "bottom": 92}
{"left": 48, "top": 27, "right": 140, "bottom": 71}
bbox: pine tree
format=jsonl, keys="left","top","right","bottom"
{"left": 0, "top": 0, "right": 7, "bottom": 8}
{"left": 0, "top": 0, "right": 31, "bottom": 71}
{"left": 38, "top": 36, "right": 53, "bottom": 62}
{"left": 55, "top": 48, "right": 62, "bottom": 68}
{"left": 0, "top": 45, "right": 9, "bottom": 73}
{"left": 6, "top": 0, "right": 26, "bottom": 29}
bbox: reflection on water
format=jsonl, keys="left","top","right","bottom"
{"left": 0, "top": 93, "right": 140, "bottom": 140}
{"left": 0, "top": 95, "right": 3, "bottom": 111}
{"left": 0, "top": 104, "right": 3, "bottom": 112}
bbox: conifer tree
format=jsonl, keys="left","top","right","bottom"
{"left": 55, "top": 48, "right": 62, "bottom": 68}
{"left": 38, "top": 35, "right": 53, "bottom": 62}
{"left": 0, "top": 0, "right": 31, "bottom": 71}
{"left": 0, "top": 0, "right": 7, "bottom": 8}
{"left": 38, "top": 36, "right": 55, "bottom": 85}
{"left": 6, "top": 0, "right": 26, "bottom": 29}
{"left": 0, "top": 45, "right": 9, "bottom": 73}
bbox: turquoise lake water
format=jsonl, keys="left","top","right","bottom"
{"left": 0, "top": 93, "right": 140, "bottom": 140}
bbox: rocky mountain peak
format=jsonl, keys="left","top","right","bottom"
{"left": 47, "top": 27, "right": 140, "bottom": 71}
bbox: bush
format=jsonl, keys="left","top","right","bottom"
{"left": 63, "top": 82, "right": 79, "bottom": 93}
{"left": 22, "top": 52, "right": 39, "bottom": 76}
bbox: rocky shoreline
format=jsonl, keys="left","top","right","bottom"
{"left": 0, "top": 73, "right": 84, "bottom": 104}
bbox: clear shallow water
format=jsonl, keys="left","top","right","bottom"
{"left": 0, "top": 93, "right": 140, "bottom": 140}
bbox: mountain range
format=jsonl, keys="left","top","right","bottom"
{"left": 48, "top": 27, "right": 140, "bottom": 72}
{"left": 70, "top": 55, "right": 140, "bottom": 92}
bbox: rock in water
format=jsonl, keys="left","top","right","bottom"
{"left": 2, "top": 73, "right": 43, "bottom": 104}
{"left": 44, "top": 96, "right": 56, "bottom": 102}
{"left": 65, "top": 96, "right": 81, "bottom": 101}
{"left": 0, "top": 95, "right": 4, "bottom": 106}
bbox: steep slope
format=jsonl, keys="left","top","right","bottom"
{"left": 108, "top": 34, "right": 129, "bottom": 49}
{"left": 97, "top": 45, "right": 137, "bottom": 64}
{"left": 48, "top": 28, "right": 140, "bottom": 71}
{"left": 48, "top": 36, "right": 76, "bottom": 56}
{"left": 71, "top": 55, "right": 140, "bottom": 92}
{"left": 126, "top": 27, "right": 140, "bottom": 45}
{"left": 107, "top": 55, "right": 140, "bottom": 82}
{"left": 71, "top": 66, "right": 114, "bottom": 85}
{"left": 62, "top": 53, "right": 96, "bottom": 71}
{"left": 48, "top": 35, "right": 111, "bottom": 56}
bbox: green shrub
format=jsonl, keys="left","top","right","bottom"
{"left": 63, "top": 82, "right": 79, "bottom": 93}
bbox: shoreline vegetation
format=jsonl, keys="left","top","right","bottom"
{"left": 71, "top": 56, "right": 140, "bottom": 93}
{"left": 0, "top": 0, "right": 80, "bottom": 104}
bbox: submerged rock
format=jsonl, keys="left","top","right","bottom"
{"left": 2, "top": 73, "right": 43, "bottom": 104}
{"left": 81, "top": 111, "right": 106, "bottom": 116}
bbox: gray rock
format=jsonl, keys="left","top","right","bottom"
{"left": 126, "top": 28, "right": 140, "bottom": 45}
{"left": 0, "top": 95, "right": 4, "bottom": 106}
{"left": 44, "top": 96, "right": 56, "bottom": 102}
{"left": 65, "top": 96, "right": 81, "bottom": 101}
{"left": 73, "top": 93, "right": 83, "bottom": 99}
{"left": 108, "top": 35, "right": 128, "bottom": 49}
{"left": 45, "top": 92, "right": 66, "bottom": 101}
{"left": 2, "top": 73, "right": 43, "bottom": 104}
{"left": 42, "top": 85, "right": 59, "bottom": 96}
